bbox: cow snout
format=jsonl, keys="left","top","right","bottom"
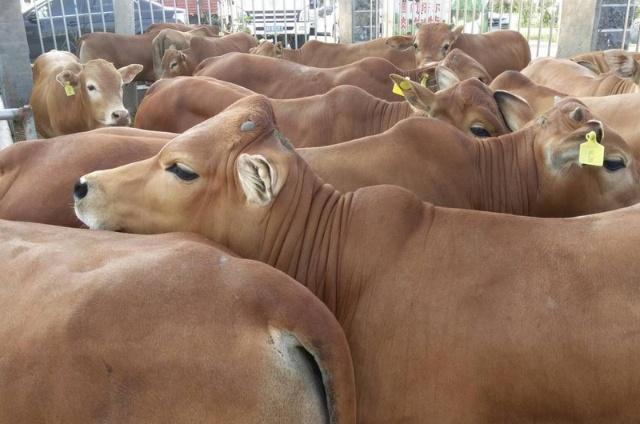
{"left": 74, "top": 180, "right": 88, "bottom": 200}
{"left": 111, "top": 110, "right": 130, "bottom": 125}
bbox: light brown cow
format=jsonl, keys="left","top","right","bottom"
{"left": 191, "top": 53, "right": 432, "bottom": 101}
{"left": 135, "top": 71, "right": 528, "bottom": 142}
{"left": 0, "top": 220, "right": 355, "bottom": 423}
{"left": 248, "top": 37, "right": 417, "bottom": 69}
{"left": 78, "top": 24, "right": 219, "bottom": 81}
{"left": 30, "top": 51, "right": 142, "bottom": 137}
{"left": 571, "top": 49, "right": 640, "bottom": 75}
{"left": 388, "top": 23, "right": 531, "bottom": 78}
{"left": 490, "top": 71, "right": 640, "bottom": 151}
{"left": 151, "top": 27, "right": 220, "bottom": 79}
{"left": 159, "top": 32, "right": 258, "bottom": 79}
{"left": 74, "top": 94, "right": 640, "bottom": 423}
{"left": 522, "top": 57, "right": 640, "bottom": 96}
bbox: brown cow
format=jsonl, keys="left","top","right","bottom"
{"left": 490, "top": 71, "right": 640, "bottom": 151}
{"left": 78, "top": 24, "right": 219, "bottom": 81}
{"left": 5, "top": 97, "right": 630, "bottom": 230}
{"left": 159, "top": 32, "right": 258, "bottom": 78}
{"left": 74, "top": 94, "right": 640, "bottom": 423}
{"left": 387, "top": 23, "right": 531, "bottom": 78}
{"left": 249, "top": 37, "right": 417, "bottom": 69}
{"left": 0, "top": 220, "right": 355, "bottom": 423}
{"left": 135, "top": 70, "right": 528, "bottom": 141}
{"left": 0, "top": 128, "right": 172, "bottom": 227}
{"left": 30, "top": 51, "right": 142, "bottom": 137}
{"left": 571, "top": 49, "right": 640, "bottom": 75}
{"left": 151, "top": 27, "right": 221, "bottom": 79}
{"left": 191, "top": 53, "right": 432, "bottom": 101}
{"left": 145, "top": 22, "right": 220, "bottom": 33}
{"left": 522, "top": 57, "right": 640, "bottom": 96}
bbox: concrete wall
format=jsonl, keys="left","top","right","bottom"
{"left": 0, "top": 1, "right": 33, "bottom": 109}
{"left": 556, "top": 0, "right": 599, "bottom": 57}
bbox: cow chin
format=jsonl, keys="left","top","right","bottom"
{"left": 74, "top": 205, "right": 121, "bottom": 231}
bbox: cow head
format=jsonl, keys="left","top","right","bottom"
{"left": 439, "top": 48, "right": 491, "bottom": 84}
{"left": 74, "top": 95, "right": 299, "bottom": 257}
{"left": 56, "top": 59, "right": 142, "bottom": 127}
{"left": 249, "top": 40, "right": 284, "bottom": 57}
{"left": 389, "top": 69, "right": 534, "bottom": 138}
{"left": 391, "top": 23, "right": 464, "bottom": 65}
{"left": 529, "top": 98, "right": 640, "bottom": 216}
{"left": 160, "top": 47, "right": 190, "bottom": 79}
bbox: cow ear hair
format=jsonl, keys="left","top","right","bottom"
{"left": 118, "top": 64, "right": 143, "bottom": 84}
{"left": 55, "top": 67, "right": 81, "bottom": 87}
{"left": 435, "top": 65, "right": 460, "bottom": 91}
{"left": 386, "top": 35, "right": 415, "bottom": 50}
{"left": 494, "top": 90, "right": 535, "bottom": 132}
{"left": 452, "top": 24, "right": 464, "bottom": 38}
{"left": 236, "top": 153, "right": 279, "bottom": 206}
{"left": 603, "top": 49, "right": 637, "bottom": 78}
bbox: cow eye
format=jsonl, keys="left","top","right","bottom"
{"left": 87, "top": 84, "right": 96, "bottom": 91}
{"left": 443, "top": 43, "right": 450, "bottom": 51}
{"left": 170, "top": 62, "right": 177, "bottom": 69}
{"left": 413, "top": 42, "right": 418, "bottom": 49}
{"left": 166, "top": 163, "right": 199, "bottom": 181}
{"left": 603, "top": 159, "right": 626, "bottom": 172}
{"left": 470, "top": 126, "right": 491, "bottom": 138}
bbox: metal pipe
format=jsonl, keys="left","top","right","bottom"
{"left": 98, "top": 0, "right": 107, "bottom": 31}
{"left": 621, "top": 0, "right": 632, "bottom": 47}
{"left": 535, "top": 0, "right": 543, "bottom": 57}
{"left": 59, "top": 0, "right": 72, "bottom": 52}
{"left": 0, "top": 106, "right": 31, "bottom": 121}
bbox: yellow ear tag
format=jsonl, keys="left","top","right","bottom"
{"left": 420, "top": 74, "right": 429, "bottom": 87}
{"left": 392, "top": 78, "right": 411, "bottom": 97}
{"left": 578, "top": 131, "right": 604, "bottom": 167}
{"left": 64, "top": 82, "right": 75, "bottom": 97}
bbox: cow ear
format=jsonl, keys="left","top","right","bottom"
{"left": 435, "top": 65, "right": 460, "bottom": 91}
{"left": 573, "top": 60, "right": 600, "bottom": 74}
{"left": 452, "top": 24, "right": 464, "bottom": 39}
{"left": 118, "top": 64, "right": 143, "bottom": 84}
{"left": 386, "top": 35, "right": 415, "bottom": 50}
{"left": 389, "top": 74, "right": 436, "bottom": 116}
{"left": 55, "top": 68, "right": 81, "bottom": 87}
{"left": 236, "top": 153, "right": 279, "bottom": 206}
{"left": 494, "top": 90, "right": 535, "bottom": 132}
{"left": 603, "top": 49, "right": 637, "bottom": 78}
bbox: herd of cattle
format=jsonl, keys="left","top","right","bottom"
{"left": 2, "top": 19, "right": 640, "bottom": 423}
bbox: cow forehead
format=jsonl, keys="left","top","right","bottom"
{"left": 83, "top": 59, "right": 122, "bottom": 87}
{"left": 417, "top": 23, "right": 453, "bottom": 46}
{"left": 451, "top": 79, "right": 498, "bottom": 109}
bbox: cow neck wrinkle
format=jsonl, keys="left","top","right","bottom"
{"left": 367, "top": 98, "right": 412, "bottom": 134}
{"left": 598, "top": 74, "right": 638, "bottom": 95}
{"left": 257, "top": 160, "right": 349, "bottom": 314}
{"left": 282, "top": 48, "right": 301, "bottom": 63}
{"left": 473, "top": 129, "right": 539, "bottom": 215}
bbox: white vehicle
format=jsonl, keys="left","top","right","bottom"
{"left": 241, "top": 0, "right": 337, "bottom": 47}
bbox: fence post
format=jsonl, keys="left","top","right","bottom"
{"left": 338, "top": 0, "right": 353, "bottom": 43}
{"left": 114, "top": 0, "right": 138, "bottom": 113}
{"left": 0, "top": 0, "right": 37, "bottom": 141}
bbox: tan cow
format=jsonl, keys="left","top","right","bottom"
{"left": 30, "top": 51, "right": 142, "bottom": 138}
{"left": 571, "top": 49, "right": 640, "bottom": 75}
{"left": 0, "top": 220, "right": 355, "bottom": 423}
{"left": 159, "top": 32, "right": 258, "bottom": 79}
{"left": 135, "top": 70, "right": 529, "bottom": 141}
{"left": 78, "top": 24, "right": 219, "bottom": 82}
{"left": 249, "top": 37, "right": 417, "bottom": 69}
{"left": 491, "top": 71, "right": 640, "bottom": 151}
{"left": 151, "top": 27, "right": 220, "bottom": 79}
{"left": 522, "top": 57, "right": 640, "bottom": 96}
{"left": 191, "top": 53, "right": 433, "bottom": 101}
{"left": 387, "top": 23, "right": 531, "bottom": 78}
{"left": 74, "top": 94, "right": 640, "bottom": 423}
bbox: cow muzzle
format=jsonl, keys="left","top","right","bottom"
{"left": 109, "top": 109, "right": 131, "bottom": 126}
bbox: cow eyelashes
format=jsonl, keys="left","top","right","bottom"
{"left": 470, "top": 126, "right": 491, "bottom": 138}
{"left": 87, "top": 84, "right": 96, "bottom": 91}
{"left": 603, "top": 159, "right": 626, "bottom": 172}
{"left": 166, "top": 163, "right": 199, "bottom": 181}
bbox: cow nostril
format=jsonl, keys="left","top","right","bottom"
{"left": 74, "top": 181, "right": 88, "bottom": 200}
{"left": 112, "top": 110, "right": 129, "bottom": 120}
